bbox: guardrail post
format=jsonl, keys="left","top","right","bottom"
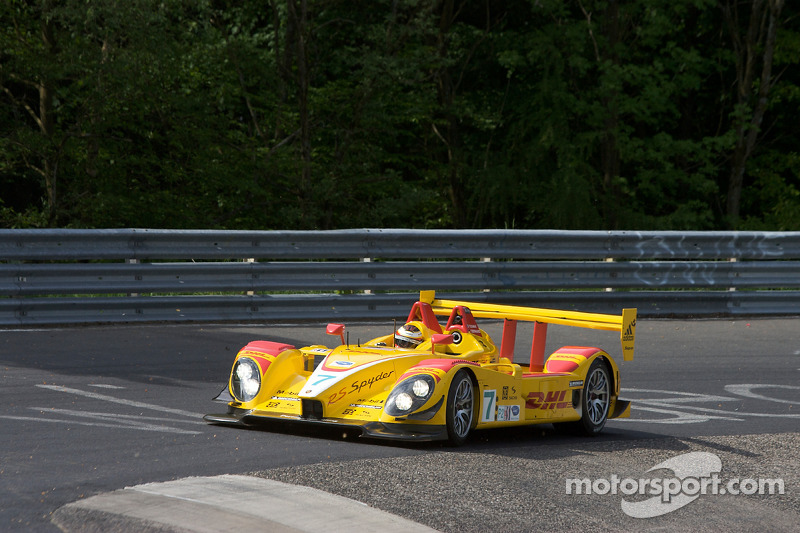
{"left": 245, "top": 258, "right": 256, "bottom": 295}
{"left": 362, "top": 257, "right": 372, "bottom": 294}
{"left": 127, "top": 258, "right": 139, "bottom": 297}
{"left": 604, "top": 257, "right": 615, "bottom": 292}
{"left": 482, "top": 257, "right": 492, "bottom": 292}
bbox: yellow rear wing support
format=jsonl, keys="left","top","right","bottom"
{"left": 419, "top": 290, "right": 636, "bottom": 362}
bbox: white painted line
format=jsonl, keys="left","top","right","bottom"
{"left": 35, "top": 384, "right": 204, "bottom": 418}
{"left": 614, "top": 405, "right": 744, "bottom": 424}
{"left": 0, "top": 415, "right": 128, "bottom": 429}
{"left": 88, "top": 384, "right": 126, "bottom": 389}
{"left": 622, "top": 388, "right": 737, "bottom": 404}
{"left": 30, "top": 407, "right": 205, "bottom": 426}
{"left": 0, "top": 415, "right": 201, "bottom": 434}
{"left": 725, "top": 384, "right": 800, "bottom": 405}
{"left": 616, "top": 385, "right": 800, "bottom": 424}
{"left": 651, "top": 403, "right": 800, "bottom": 418}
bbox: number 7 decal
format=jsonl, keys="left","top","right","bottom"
{"left": 312, "top": 373, "right": 336, "bottom": 387}
{"left": 482, "top": 389, "right": 497, "bottom": 422}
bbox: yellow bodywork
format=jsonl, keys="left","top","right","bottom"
{"left": 206, "top": 291, "right": 636, "bottom": 442}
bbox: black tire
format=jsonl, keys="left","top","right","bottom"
{"left": 576, "top": 358, "right": 611, "bottom": 435}
{"left": 445, "top": 369, "right": 475, "bottom": 446}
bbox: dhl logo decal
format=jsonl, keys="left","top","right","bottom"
{"left": 525, "top": 389, "right": 571, "bottom": 410}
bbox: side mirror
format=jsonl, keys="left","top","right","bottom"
{"left": 431, "top": 333, "right": 454, "bottom": 354}
{"left": 326, "top": 323, "right": 345, "bottom": 345}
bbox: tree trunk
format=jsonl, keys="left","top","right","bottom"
{"left": 600, "top": 0, "right": 621, "bottom": 230}
{"left": 39, "top": 15, "right": 58, "bottom": 226}
{"left": 579, "top": 0, "right": 623, "bottom": 229}
{"left": 288, "top": 0, "right": 313, "bottom": 228}
{"left": 723, "top": 0, "right": 784, "bottom": 226}
{"left": 433, "top": 0, "right": 467, "bottom": 227}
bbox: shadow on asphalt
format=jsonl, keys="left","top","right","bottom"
{"left": 207, "top": 416, "right": 703, "bottom": 457}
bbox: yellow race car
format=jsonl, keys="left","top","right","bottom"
{"left": 205, "top": 291, "right": 636, "bottom": 445}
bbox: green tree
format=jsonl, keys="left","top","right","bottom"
{"left": 2, "top": 0, "right": 799, "bottom": 231}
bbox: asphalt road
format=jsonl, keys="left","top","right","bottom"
{"left": 1, "top": 318, "right": 798, "bottom": 531}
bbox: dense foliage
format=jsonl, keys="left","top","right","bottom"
{"left": 1, "top": 0, "right": 797, "bottom": 230}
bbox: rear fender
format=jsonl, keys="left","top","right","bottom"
{"left": 545, "top": 346, "right": 624, "bottom": 417}
{"left": 546, "top": 347, "right": 619, "bottom": 385}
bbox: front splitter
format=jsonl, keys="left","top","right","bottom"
{"left": 204, "top": 409, "right": 448, "bottom": 442}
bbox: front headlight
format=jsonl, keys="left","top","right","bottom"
{"left": 385, "top": 375, "right": 436, "bottom": 416}
{"left": 412, "top": 378, "right": 430, "bottom": 397}
{"left": 231, "top": 357, "right": 261, "bottom": 402}
{"left": 394, "top": 392, "right": 414, "bottom": 411}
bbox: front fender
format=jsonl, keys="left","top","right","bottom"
{"left": 228, "top": 341, "right": 305, "bottom": 408}
{"left": 381, "top": 358, "right": 478, "bottom": 424}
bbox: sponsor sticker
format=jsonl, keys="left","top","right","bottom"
{"left": 349, "top": 403, "right": 382, "bottom": 410}
{"left": 497, "top": 404, "right": 521, "bottom": 422}
{"left": 526, "top": 390, "right": 571, "bottom": 410}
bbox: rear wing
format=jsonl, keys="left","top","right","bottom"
{"left": 419, "top": 290, "right": 636, "bottom": 361}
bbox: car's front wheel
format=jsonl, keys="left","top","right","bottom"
{"left": 445, "top": 369, "right": 475, "bottom": 446}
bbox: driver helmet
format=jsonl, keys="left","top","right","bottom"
{"left": 395, "top": 322, "right": 425, "bottom": 349}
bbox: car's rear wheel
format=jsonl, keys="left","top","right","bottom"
{"left": 577, "top": 358, "right": 611, "bottom": 435}
{"left": 445, "top": 369, "right": 474, "bottom": 446}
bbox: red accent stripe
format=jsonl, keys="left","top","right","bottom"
{"left": 242, "top": 341, "right": 295, "bottom": 356}
{"left": 544, "top": 360, "right": 579, "bottom": 373}
{"left": 553, "top": 346, "right": 600, "bottom": 358}
{"left": 398, "top": 358, "right": 478, "bottom": 381}
{"left": 399, "top": 369, "right": 443, "bottom": 383}
{"left": 417, "top": 358, "right": 479, "bottom": 370}
{"left": 247, "top": 355, "right": 272, "bottom": 375}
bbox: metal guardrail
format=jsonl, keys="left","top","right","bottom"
{"left": 3, "top": 228, "right": 800, "bottom": 260}
{"left": 1, "top": 229, "right": 799, "bottom": 325}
